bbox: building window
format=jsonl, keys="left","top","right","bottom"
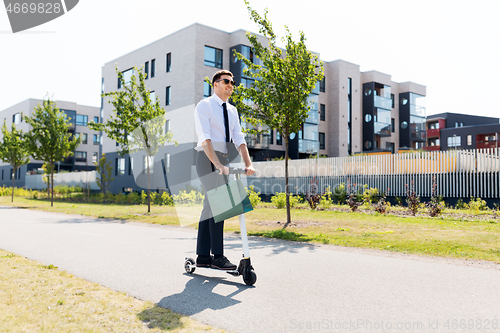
{"left": 143, "top": 156, "right": 154, "bottom": 174}
{"left": 391, "top": 94, "right": 395, "bottom": 108}
{"left": 276, "top": 132, "right": 282, "bottom": 145}
{"left": 166, "top": 53, "right": 171, "bottom": 72}
{"left": 204, "top": 46, "right": 223, "bottom": 68}
{"left": 12, "top": 113, "right": 21, "bottom": 124}
{"left": 75, "top": 151, "right": 87, "bottom": 162}
{"left": 447, "top": 136, "right": 461, "bottom": 147}
{"left": 116, "top": 157, "right": 125, "bottom": 176}
{"left": 76, "top": 115, "right": 88, "bottom": 126}
{"left": 319, "top": 77, "right": 325, "bottom": 93}
{"left": 92, "top": 152, "right": 98, "bottom": 164}
{"left": 78, "top": 133, "right": 88, "bottom": 144}
{"left": 150, "top": 91, "right": 156, "bottom": 104}
{"left": 165, "top": 86, "right": 171, "bottom": 106}
{"left": 1, "top": 169, "right": 3, "bottom": 180}
{"left": 94, "top": 116, "right": 99, "bottom": 124}
{"left": 391, "top": 118, "right": 395, "bottom": 133}
{"left": 145, "top": 61, "right": 149, "bottom": 79}
{"left": 347, "top": 77, "right": 352, "bottom": 155}
{"left": 319, "top": 132, "right": 325, "bottom": 150}
{"left": 203, "top": 81, "right": 211, "bottom": 98}
{"left": 118, "top": 68, "right": 134, "bottom": 89}
{"left": 320, "top": 104, "right": 325, "bottom": 121}
{"left": 128, "top": 157, "right": 133, "bottom": 175}
{"left": 151, "top": 59, "right": 156, "bottom": 78}
{"left": 10, "top": 169, "right": 13, "bottom": 180}
{"left": 93, "top": 134, "right": 100, "bottom": 145}
{"left": 164, "top": 153, "right": 170, "bottom": 174}
{"left": 269, "top": 129, "right": 274, "bottom": 145}
{"left": 164, "top": 119, "right": 170, "bottom": 134}
{"left": 467, "top": 135, "right": 472, "bottom": 146}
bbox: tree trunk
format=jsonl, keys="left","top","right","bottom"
{"left": 50, "top": 162, "right": 54, "bottom": 207}
{"left": 147, "top": 157, "right": 151, "bottom": 213}
{"left": 11, "top": 168, "right": 15, "bottom": 203}
{"left": 284, "top": 134, "right": 291, "bottom": 228}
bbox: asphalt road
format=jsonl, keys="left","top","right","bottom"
{"left": 1, "top": 205, "right": 500, "bottom": 333}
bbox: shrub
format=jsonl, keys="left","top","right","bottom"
{"left": 333, "top": 183, "right": 346, "bottom": 204}
{"left": 271, "top": 192, "right": 299, "bottom": 209}
{"left": 373, "top": 188, "right": 389, "bottom": 214}
{"left": 426, "top": 177, "right": 443, "bottom": 217}
{"left": 394, "top": 196, "right": 403, "bottom": 207}
{"left": 141, "top": 191, "right": 147, "bottom": 204}
{"left": 455, "top": 198, "right": 466, "bottom": 210}
{"left": 305, "top": 179, "right": 320, "bottom": 210}
{"left": 405, "top": 180, "right": 420, "bottom": 216}
{"left": 246, "top": 185, "right": 261, "bottom": 208}
{"left": 363, "top": 186, "right": 379, "bottom": 204}
{"left": 161, "top": 191, "right": 174, "bottom": 206}
{"left": 467, "top": 197, "right": 488, "bottom": 213}
{"left": 172, "top": 190, "right": 204, "bottom": 205}
{"left": 346, "top": 178, "right": 363, "bottom": 212}
{"left": 319, "top": 186, "right": 333, "bottom": 210}
{"left": 149, "top": 191, "right": 157, "bottom": 205}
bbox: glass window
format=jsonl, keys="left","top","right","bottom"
{"left": 93, "top": 134, "right": 99, "bottom": 145}
{"left": 151, "top": 59, "right": 155, "bottom": 78}
{"left": 320, "top": 104, "right": 325, "bottom": 121}
{"left": 164, "top": 120, "right": 170, "bottom": 134}
{"left": 204, "top": 46, "right": 223, "bottom": 68}
{"left": 116, "top": 157, "right": 125, "bottom": 175}
{"left": 12, "top": 113, "right": 21, "bottom": 124}
{"left": 203, "top": 81, "right": 211, "bottom": 98}
{"left": 391, "top": 118, "right": 395, "bottom": 133}
{"left": 150, "top": 91, "right": 156, "bottom": 104}
{"left": 94, "top": 116, "right": 99, "bottom": 124}
{"left": 319, "top": 132, "right": 325, "bottom": 150}
{"left": 303, "top": 123, "right": 317, "bottom": 141}
{"left": 76, "top": 115, "right": 88, "bottom": 126}
{"left": 391, "top": 94, "right": 395, "bottom": 108}
{"left": 447, "top": 136, "right": 461, "bottom": 147}
{"left": 467, "top": 135, "right": 472, "bottom": 145}
{"left": 129, "top": 157, "right": 133, "bottom": 175}
{"left": 276, "top": 132, "right": 282, "bottom": 145}
{"left": 143, "top": 155, "right": 154, "bottom": 174}
{"left": 164, "top": 153, "right": 170, "bottom": 173}
{"left": 166, "top": 53, "right": 171, "bottom": 72}
{"left": 401, "top": 121, "right": 408, "bottom": 129}
{"left": 92, "top": 152, "right": 98, "bottom": 164}
{"left": 118, "top": 68, "right": 134, "bottom": 88}
{"left": 165, "top": 86, "right": 171, "bottom": 106}
{"left": 319, "top": 77, "right": 325, "bottom": 93}
{"left": 80, "top": 133, "right": 88, "bottom": 144}
{"left": 145, "top": 61, "right": 149, "bottom": 79}
{"left": 75, "top": 151, "right": 87, "bottom": 162}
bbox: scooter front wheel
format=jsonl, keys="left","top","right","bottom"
{"left": 243, "top": 269, "right": 257, "bottom": 286}
{"left": 184, "top": 258, "right": 195, "bottom": 274}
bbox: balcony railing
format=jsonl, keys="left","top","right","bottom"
{"left": 305, "top": 110, "right": 319, "bottom": 124}
{"left": 245, "top": 133, "right": 270, "bottom": 149}
{"left": 426, "top": 128, "right": 440, "bottom": 138}
{"left": 411, "top": 129, "right": 426, "bottom": 141}
{"left": 374, "top": 95, "right": 392, "bottom": 110}
{"left": 299, "top": 139, "right": 318, "bottom": 154}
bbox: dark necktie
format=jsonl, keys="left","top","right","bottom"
{"left": 222, "top": 102, "right": 230, "bottom": 143}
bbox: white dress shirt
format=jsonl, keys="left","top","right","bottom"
{"left": 194, "top": 93, "right": 246, "bottom": 153}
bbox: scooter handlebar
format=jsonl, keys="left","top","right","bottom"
{"left": 228, "top": 167, "right": 247, "bottom": 175}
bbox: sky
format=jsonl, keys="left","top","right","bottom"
{"left": 1, "top": 0, "right": 499, "bottom": 119}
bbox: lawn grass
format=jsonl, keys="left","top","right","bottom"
{"left": 0, "top": 249, "right": 226, "bottom": 333}
{"left": 1, "top": 196, "right": 500, "bottom": 263}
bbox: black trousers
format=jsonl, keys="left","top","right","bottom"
{"left": 196, "top": 151, "right": 229, "bottom": 256}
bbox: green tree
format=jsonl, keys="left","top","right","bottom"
{"left": 0, "top": 120, "right": 31, "bottom": 202}
{"left": 89, "top": 66, "right": 176, "bottom": 213}
{"left": 233, "top": 0, "right": 324, "bottom": 226}
{"left": 24, "top": 97, "right": 81, "bottom": 206}
{"left": 95, "top": 153, "right": 114, "bottom": 196}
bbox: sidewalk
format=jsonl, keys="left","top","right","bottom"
{"left": 1, "top": 205, "right": 499, "bottom": 333}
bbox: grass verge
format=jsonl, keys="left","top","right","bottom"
{"left": 1, "top": 196, "right": 500, "bottom": 263}
{"left": 0, "top": 249, "right": 226, "bottom": 333}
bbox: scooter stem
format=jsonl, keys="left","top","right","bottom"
{"left": 239, "top": 214, "right": 250, "bottom": 258}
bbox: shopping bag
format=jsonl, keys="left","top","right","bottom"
{"left": 206, "top": 178, "right": 253, "bottom": 223}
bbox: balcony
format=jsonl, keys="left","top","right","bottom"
{"left": 426, "top": 128, "right": 440, "bottom": 138}
{"left": 374, "top": 95, "right": 392, "bottom": 110}
{"left": 477, "top": 141, "right": 498, "bottom": 149}
{"left": 411, "top": 129, "right": 426, "bottom": 142}
{"left": 424, "top": 145, "right": 440, "bottom": 151}
{"left": 245, "top": 133, "right": 270, "bottom": 149}
{"left": 374, "top": 122, "right": 391, "bottom": 137}
{"left": 299, "top": 139, "right": 318, "bottom": 154}
{"left": 305, "top": 109, "right": 319, "bottom": 124}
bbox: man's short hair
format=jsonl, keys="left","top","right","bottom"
{"left": 212, "top": 70, "right": 234, "bottom": 85}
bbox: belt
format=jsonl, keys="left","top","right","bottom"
{"left": 198, "top": 150, "right": 228, "bottom": 158}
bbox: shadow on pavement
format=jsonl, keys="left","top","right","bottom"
{"left": 157, "top": 273, "right": 251, "bottom": 316}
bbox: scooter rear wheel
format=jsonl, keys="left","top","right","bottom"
{"left": 184, "top": 258, "right": 195, "bottom": 274}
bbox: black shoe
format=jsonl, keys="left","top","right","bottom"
{"left": 211, "top": 256, "right": 237, "bottom": 270}
{"left": 196, "top": 255, "right": 212, "bottom": 267}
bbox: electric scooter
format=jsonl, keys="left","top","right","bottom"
{"left": 184, "top": 167, "right": 257, "bottom": 286}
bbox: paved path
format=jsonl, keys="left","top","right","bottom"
{"left": 1, "top": 205, "right": 500, "bottom": 333}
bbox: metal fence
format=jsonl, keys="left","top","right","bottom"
{"left": 247, "top": 149, "right": 500, "bottom": 198}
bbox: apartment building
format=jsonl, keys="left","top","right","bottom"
{"left": 0, "top": 99, "right": 100, "bottom": 188}
{"left": 424, "top": 112, "right": 500, "bottom": 151}
{"left": 100, "top": 23, "right": 427, "bottom": 193}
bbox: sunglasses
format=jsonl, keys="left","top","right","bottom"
{"left": 215, "top": 78, "right": 236, "bottom": 87}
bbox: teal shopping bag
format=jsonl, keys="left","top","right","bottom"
{"left": 206, "top": 179, "right": 253, "bottom": 223}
